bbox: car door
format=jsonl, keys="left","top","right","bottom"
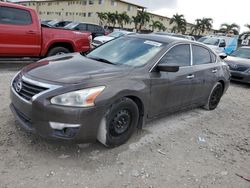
{"left": 149, "top": 44, "right": 196, "bottom": 118}
{"left": 0, "top": 6, "right": 41, "bottom": 56}
{"left": 190, "top": 44, "right": 219, "bottom": 103}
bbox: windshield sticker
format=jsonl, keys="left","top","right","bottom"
{"left": 144, "top": 40, "right": 162, "bottom": 47}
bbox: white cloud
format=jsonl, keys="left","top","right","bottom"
{"left": 127, "top": 0, "right": 249, "bottom": 32}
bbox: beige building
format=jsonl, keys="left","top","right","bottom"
{"left": 17, "top": 0, "right": 214, "bottom": 35}
{"left": 18, "top": 0, "right": 144, "bottom": 29}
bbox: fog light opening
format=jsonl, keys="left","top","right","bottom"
{"left": 50, "top": 122, "right": 80, "bottom": 130}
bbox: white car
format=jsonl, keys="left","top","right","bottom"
{"left": 92, "top": 30, "right": 135, "bottom": 47}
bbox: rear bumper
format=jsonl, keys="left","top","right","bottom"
{"left": 10, "top": 86, "right": 106, "bottom": 143}
{"left": 230, "top": 71, "right": 250, "bottom": 84}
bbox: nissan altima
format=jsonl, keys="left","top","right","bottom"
{"left": 224, "top": 46, "right": 250, "bottom": 84}
{"left": 10, "top": 34, "right": 230, "bottom": 147}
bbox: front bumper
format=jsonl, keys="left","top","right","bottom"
{"left": 230, "top": 71, "right": 250, "bottom": 84}
{"left": 10, "top": 86, "right": 106, "bottom": 143}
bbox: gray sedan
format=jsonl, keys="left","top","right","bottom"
{"left": 10, "top": 34, "right": 230, "bottom": 147}
{"left": 224, "top": 47, "right": 250, "bottom": 84}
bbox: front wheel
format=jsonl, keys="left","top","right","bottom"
{"left": 47, "top": 47, "right": 70, "bottom": 57}
{"left": 204, "top": 82, "right": 223, "bottom": 110}
{"left": 97, "top": 98, "right": 139, "bottom": 147}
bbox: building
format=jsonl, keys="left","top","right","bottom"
{"left": 18, "top": 0, "right": 145, "bottom": 29}
{"left": 16, "top": 0, "right": 214, "bottom": 35}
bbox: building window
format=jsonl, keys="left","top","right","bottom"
{"left": 83, "top": 13, "right": 86, "bottom": 17}
{"left": 82, "top": 0, "right": 87, "bottom": 5}
{"left": 99, "top": 0, "right": 104, "bottom": 4}
{"left": 89, "top": 0, "right": 94, "bottom": 5}
{"left": 111, "top": 0, "right": 117, "bottom": 6}
{"left": 127, "top": 5, "right": 133, "bottom": 11}
{"left": 88, "top": 12, "right": 93, "bottom": 17}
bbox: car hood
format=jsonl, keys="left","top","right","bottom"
{"left": 22, "top": 53, "right": 131, "bottom": 84}
{"left": 94, "top": 36, "right": 114, "bottom": 42}
{"left": 225, "top": 56, "right": 250, "bottom": 66}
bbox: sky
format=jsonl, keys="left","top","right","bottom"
{"left": 125, "top": 0, "right": 250, "bottom": 32}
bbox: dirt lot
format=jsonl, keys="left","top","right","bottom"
{"left": 0, "top": 69, "right": 249, "bottom": 188}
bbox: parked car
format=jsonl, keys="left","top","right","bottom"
{"left": 10, "top": 34, "right": 230, "bottom": 147}
{"left": 199, "top": 35, "right": 238, "bottom": 54}
{"left": 92, "top": 30, "right": 135, "bottom": 47}
{"left": 64, "top": 22, "right": 105, "bottom": 39}
{"left": 224, "top": 46, "right": 250, "bottom": 84}
{"left": 0, "top": 2, "right": 91, "bottom": 58}
{"left": 47, "top": 20, "right": 72, "bottom": 28}
{"left": 154, "top": 32, "right": 195, "bottom": 41}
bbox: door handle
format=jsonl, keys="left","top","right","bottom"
{"left": 186, "top": 74, "right": 195, "bottom": 79}
{"left": 212, "top": 69, "right": 218, "bottom": 73}
{"left": 26, "top": 30, "right": 36, "bottom": 34}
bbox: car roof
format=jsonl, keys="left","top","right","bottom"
{"left": 131, "top": 34, "right": 189, "bottom": 44}
{"left": 130, "top": 34, "right": 212, "bottom": 49}
{"left": 240, "top": 46, "right": 250, "bottom": 49}
{"left": 71, "top": 22, "right": 102, "bottom": 26}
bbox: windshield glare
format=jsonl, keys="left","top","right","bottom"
{"left": 108, "top": 32, "right": 125, "bottom": 38}
{"left": 86, "top": 37, "right": 165, "bottom": 67}
{"left": 64, "top": 22, "right": 78, "bottom": 29}
{"left": 202, "top": 38, "right": 220, "bottom": 46}
{"left": 231, "top": 48, "right": 250, "bottom": 59}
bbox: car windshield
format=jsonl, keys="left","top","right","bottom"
{"left": 108, "top": 31, "right": 125, "bottom": 38}
{"left": 86, "top": 37, "right": 165, "bottom": 67}
{"left": 230, "top": 48, "right": 250, "bottom": 59}
{"left": 64, "top": 22, "right": 79, "bottom": 29}
{"left": 202, "top": 38, "right": 220, "bottom": 46}
{"left": 48, "top": 20, "right": 58, "bottom": 25}
{"left": 197, "top": 37, "right": 208, "bottom": 42}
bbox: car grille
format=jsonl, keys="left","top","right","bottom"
{"left": 13, "top": 79, "right": 48, "bottom": 101}
{"left": 229, "top": 65, "right": 249, "bottom": 72}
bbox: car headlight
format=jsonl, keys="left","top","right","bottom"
{"left": 51, "top": 86, "right": 105, "bottom": 107}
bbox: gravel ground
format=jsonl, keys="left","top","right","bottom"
{"left": 0, "top": 69, "right": 249, "bottom": 188}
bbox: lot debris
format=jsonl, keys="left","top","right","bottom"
{"left": 157, "top": 149, "right": 166, "bottom": 155}
{"left": 235, "top": 173, "right": 250, "bottom": 182}
{"left": 58, "top": 154, "right": 70, "bottom": 159}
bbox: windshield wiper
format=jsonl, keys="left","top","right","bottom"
{"left": 88, "top": 57, "right": 115, "bottom": 65}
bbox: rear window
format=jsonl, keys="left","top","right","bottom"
{"left": 0, "top": 6, "right": 32, "bottom": 25}
{"left": 192, "top": 45, "right": 211, "bottom": 65}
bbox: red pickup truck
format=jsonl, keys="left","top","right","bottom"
{"left": 0, "top": 2, "right": 91, "bottom": 58}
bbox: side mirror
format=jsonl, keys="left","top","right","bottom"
{"left": 157, "top": 64, "right": 179, "bottom": 72}
{"left": 219, "top": 42, "right": 226, "bottom": 48}
{"left": 219, "top": 53, "right": 227, "bottom": 59}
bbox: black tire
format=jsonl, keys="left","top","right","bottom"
{"left": 97, "top": 98, "right": 139, "bottom": 147}
{"left": 47, "top": 47, "right": 70, "bottom": 57}
{"left": 204, "top": 82, "right": 223, "bottom": 110}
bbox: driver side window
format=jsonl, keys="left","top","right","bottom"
{"left": 159, "top": 44, "right": 191, "bottom": 67}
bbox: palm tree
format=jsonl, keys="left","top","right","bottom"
{"left": 192, "top": 18, "right": 213, "bottom": 35}
{"left": 219, "top": 23, "right": 240, "bottom": 35}
{"left": 137, "top": 11, "right": 150, "bottom": 31}
{"left": 132, "top": 15, "right": 140, "bottom": 31}
{"left": 105, "top": 12, "right": 117, "bottom": 27}
{"left": 118, "top": 12, "right": 130, "bottom": 29}
{"left": 96, "top": 12, "right": 107, "bottom": 26}
{"left": 191, "top": 19, "right": 202, "bottom": 35}
{"left": 170, "top": 13, "right": 187, "bottom": 34}
{"left": 200, "top": 18, "right": 213, "bottom": 33}
{"left": 150, "top": 21, "right": 166, "bottom": 32}
{"left": 150, "top": 20, "right": 161, "bottom": 32}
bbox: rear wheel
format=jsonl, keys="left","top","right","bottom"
{"left": 204, "top": 82, "right": 223, "bottom": 110}
{"left": 47, "top": 47, "right": 70, "bottom": 57}
{"left": 97, "top": 98, "right": 139, "bottom": 147}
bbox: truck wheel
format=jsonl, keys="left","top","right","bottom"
{"left": 47, "top": 47, "right": 70, "bottom": 57}
{"left": 97, "top": 98, "right": 139, "bottom": 147}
